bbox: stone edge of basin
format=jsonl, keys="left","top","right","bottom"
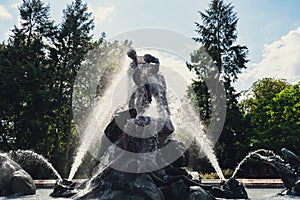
{"left": 34, "top": 179, "right": 284, "bottom": 188}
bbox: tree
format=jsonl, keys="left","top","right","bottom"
{"left": 242, "top": 78, "right": 299, "bottom": 155}
{"left": 270, "top": 82, "right": 300, "bottom": 154}
{"left": 241, "top": 78, "right": 290, "bottom": 132}
{"left": 0, "top": 0, "right": 55, "bottom": 152}
{"left": 48, "top": 0, "right": 94, "bottom": 172}
{"left": 0, "top": 0, "right": 134, "bottom": 178}
{"left": 0, "top": 0, "right": 95, "bottom": 176}
{"left": 192, "top": 0, "right": 248, "bottom": 80}
{"left": 187, "top": 0, "right": 249, "bottom": 170}
{"left": 73, "top": 38, "right": 131, "bottom": 126}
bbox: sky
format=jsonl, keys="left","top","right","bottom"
{"left": 0, "top": 0, "right": 300, "bottom": 91}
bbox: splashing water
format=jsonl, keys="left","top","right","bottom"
{"left": 231, "top": 149, "right": 277, "bottom": 178}
{"left": 68, "top": 57, "right": 129, "bottom": 181}
{"left": 170, "top": 96, "right": 225, "bottom": 180}
{"left": 86, "top": 145, "right": 118, "bottom": 189}
{"left": 195, "top": 134, "right": 225, "bottom": 180}
{"left": 10, "top": 149, "right": 62, "bottom": 181}
{"left": 68, "top": 97, "right": 113, "bottom": 180}
{"left": 69, "top": 50, "right": 226, "bottom": 181}
{"left": 73, "top": 145, "right": 125, "bottom": 199}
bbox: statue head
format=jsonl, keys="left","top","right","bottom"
{"left": 127, "top": 49, "right": 137, "bottom": 60}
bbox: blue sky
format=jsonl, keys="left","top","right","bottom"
{"left": 1, "top": 0, "right": 300, "bottom": 91}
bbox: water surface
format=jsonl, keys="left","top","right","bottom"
{"left": 5, "top": 188, "right": 300, "bottom": 200}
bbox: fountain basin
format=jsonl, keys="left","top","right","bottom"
{"left": 201, "top": 179, "right": 285, "bottom": 188}
{"left": 33, "top": 178, "right": 286, "bottom": 189}
{"left": 31, "top": 179, "right": 290, "bottom": 199}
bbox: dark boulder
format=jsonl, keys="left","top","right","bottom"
{"left": 209, "top": 178, "right": 248, "bottom": 199}
{"left": 0, "top": 153, "right": 36, "bottom": 196}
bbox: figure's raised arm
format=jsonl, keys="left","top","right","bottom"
{"left": 144, "top": 54, "right": 159, "bottom": 64}
{"left": 143, "top": 54, "right": 159, "bottom": 73}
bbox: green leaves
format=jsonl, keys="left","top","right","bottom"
{"left": 0, "top": 0, "right": 92, "bottom": 176}
{"left": 0, "top": 0, "right": 131, "bottom": 177}
{"left": 270, "top": 82, "right": 300, "bottom": 132}
{"left": 242, "top": 78, "right": 300, "bottom": 155}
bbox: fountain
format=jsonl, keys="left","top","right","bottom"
{"left": 48, "top": 49, "right": 248, "bottom": 199}
{"left": 0, "top": 48, "right": 249, "bottom": 199}
{"left": 229, "top": 147, "right": 300, "bottom": 197}
{"left": 231, "top": 149, "right": 277, "bottom": 179}
{"left": 253, "top": 148, "right": 300, "bottom": 196}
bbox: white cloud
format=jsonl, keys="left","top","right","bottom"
{"left": 0, "top": 5, "right": 12, "bottom": 20}
{"left": 236, "top": 26, "right": 300, "bottom": 91}
{"left": 89, "top": 4, "right": 115, "bottom": 25}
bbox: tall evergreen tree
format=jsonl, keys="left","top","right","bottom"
{"left": 188, "top": 0, "right": 249, "bottom": 169}
{"left": 192, "top": 0, "right": 248, "bottom": 80}
{"left": 49, "top": 0, "right": 94, "bottom": 171}
{"left": 0, "top": 0, "right": 55, "bottom": 152}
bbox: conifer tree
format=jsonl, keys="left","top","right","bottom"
{"left": 188, "top": 0, "right": 249, "bottom": 169}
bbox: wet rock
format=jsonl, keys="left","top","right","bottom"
{"left": 50, "top": 179, "right": 77, "bottom": 198}
{"left": 0, "top": 153, "right": 36, "bottom": 196}
{"left": 62, "top": 109, "right": 223, "bottom": 199}
{"left": 190, "top": 186, "right": 215, "bottom": 200}
{"left": 160, "top": 179, "right": 189, "bottom": 200}
{"left": 77, "top": 169, "right": 165, "bottom": 200}
{"left": 104, "top": 109, "right": 174, "bottom": 153}
{"left": 209, "top": 178, "right": 248, "bottom": 199}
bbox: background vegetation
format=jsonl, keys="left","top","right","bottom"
{"left": 0, "top": 0, "right": 299, "bottom": 178}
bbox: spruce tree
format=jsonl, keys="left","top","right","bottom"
{"left": 50, "top": 0, "right": 94, "bottom": 170}
{"left": 188, "top": 0, "right": 249, "bottom": 170}
{"left": 1, "top": 0, "right": 55, "bottom": 152}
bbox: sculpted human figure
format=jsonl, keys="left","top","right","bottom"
{"left": 127, "top": 49, "right": 169, "bottom": 117}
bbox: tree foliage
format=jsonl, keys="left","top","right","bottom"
{"left": 0, "top": 0, "right": 54, "bottom": 151}
{"left": 0, "top": 0, "right": 129, "bottom": 177}
{"left": 187, "top": 0, "right": 250, "bottom": 170}
{"left": 242, "top": 78, "right": 300, "bottom": 155}
{"left": 48, "top": 0, "right": 95, "bottom": 171}
{"left": 191, "top": 0, "right": 248, "bottom": 80}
